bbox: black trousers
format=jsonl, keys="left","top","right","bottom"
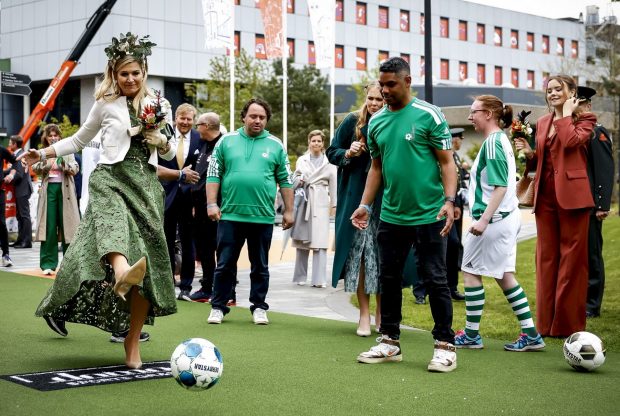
{"left": 15, "top": 194, "right": 32, "bottom": 245}
{"left": 164, "top": 190, "right": 195, "bottom": 292}
{"left": 377, "top": 220, "right": 454, "bottom": 343}
{"left": 586, "top": 214, "right": 605, "bottom": 315}
{"left": 211, "top": 220, "right": 272, "bottom": 314}
{"left": 192, "top": 191, "right": 218, "bottom": 297}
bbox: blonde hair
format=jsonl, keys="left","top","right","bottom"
{"left": 94, "top": 55, "right": 151, "bottom": 112}
{"left": 175, "top": 103, "right": 198, "bottom": 120}
{"left": 474, "top": 95, "right": 513, "bottom": 129}
{"left": 306, "top": 129, "right": 326, "bottom": 154}
{"left": 355, "top": 81, "right": 381, "bottom": 141}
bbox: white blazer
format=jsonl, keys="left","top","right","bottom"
{"left": 52, "top": 94, "right": 175, "bottom": 167}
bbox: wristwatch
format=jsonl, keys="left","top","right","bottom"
{"left": 444, "top": 196, "right": 456, "bottom": 204}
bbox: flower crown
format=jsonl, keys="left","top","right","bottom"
{"left": 104, "top": 32, "right": 156, "bottom": 65}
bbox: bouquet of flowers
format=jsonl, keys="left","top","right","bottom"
{"left": 138, "top": 90, "right": 168, "bottom": 131}
{"left": 510, "top": 110, "right": 533, "bottom": 142}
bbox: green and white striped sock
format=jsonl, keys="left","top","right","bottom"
{"left": 464, "top": 286, "right": 485, "bottom": 338}
{"left": 504, "top": 285, "right": 537, "bottom": 338}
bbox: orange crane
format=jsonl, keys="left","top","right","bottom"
{"left": 19, "top": 0, "right": 117, "bottom": 146}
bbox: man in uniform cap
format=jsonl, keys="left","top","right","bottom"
{"left": 577, "top": 86, "right": 614, "bottom": 318}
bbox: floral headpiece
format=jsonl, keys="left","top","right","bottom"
{"left": 104, "top": 32, "right": 156, "bottom": 66}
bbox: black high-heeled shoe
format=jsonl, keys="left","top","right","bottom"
{"left": 114, "top": 257, "right": 147, "bottom": 301}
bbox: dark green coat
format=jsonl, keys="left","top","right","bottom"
{"left": 326, "top": 113, "right": 383, "bottom": 287}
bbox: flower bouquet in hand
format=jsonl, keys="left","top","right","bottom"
{"left": 510, "top": 110, "right": 533, "bottom": 162}
{"left": 134, "top": 90, "right": 170, "bottom": 149}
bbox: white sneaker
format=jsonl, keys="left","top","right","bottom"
{"left": 252, "top": 308, "right": 269, "bottom": 325}
{"left": 427, "top": 340, "right": 457, "bottom": 372}
{"left": 208, "top": 309, "right": 224, "bottom": 324}
{"left": 357, "top": 335, "right": 402, "bottom": 363}
{"left": 42, "top": 269, "right": 54, "bottom": 275}
{"left": 2, "top": 255, "right": 13, "bottom": 267}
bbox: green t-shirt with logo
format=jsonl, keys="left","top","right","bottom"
{"left": 206, "top": 127, "right": 293, "bottom": 224}
{"left": 367, "top": 98, "right": 452, "bottom": 226}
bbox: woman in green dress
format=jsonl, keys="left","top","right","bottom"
{"left": 21, "top": 33, "right": 177, "bottom": 369}
{"left": 326, "top": 82, "right": 384, "bottom": 337}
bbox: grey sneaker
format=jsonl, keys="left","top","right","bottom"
{"left": 427, "top": 340, "right": 457, "bottom": 372}
{"left": 110, "top": 330, "right": 150, "bottom": 343}
{"left": 2, "top": 254, "right": 13, "bottom": 267}
{"left": 253, "top": 308, "right": 269, "bottom": 325}
{"left": 208, "top": 308, "right": 224, "bottom": 324}
{"left": 357, "top": 335, "right": 402, "bottom": 364}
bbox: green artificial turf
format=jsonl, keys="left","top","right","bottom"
{"left": 0, "top": 272, "right": 619, "bottom": 416}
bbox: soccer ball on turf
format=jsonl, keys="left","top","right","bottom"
{"left": 170, "top": 338, "right": 223, "bottom": 390}
{"left": 563, "top": 331, "right": 606, "bottom": 372}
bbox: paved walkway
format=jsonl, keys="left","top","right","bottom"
{"left": 4, "top": 209, "right": 537, "bottom": 326}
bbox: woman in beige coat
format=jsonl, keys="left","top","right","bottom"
{"left": 291, "top": 130, "right": 337, "bottom": 287}
{"left": 33, "top": 124, "right": 80, "bottom": 275}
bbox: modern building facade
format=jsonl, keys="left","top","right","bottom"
{"left": 0, "top": 0, "right": 588, "bottom": 142}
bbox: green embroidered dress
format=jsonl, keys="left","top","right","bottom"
{"left": 35, "top": 99, "right": 177, "bottom": 332}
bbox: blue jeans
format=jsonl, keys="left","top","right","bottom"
{"left": 377, "top": 220, "right": 455, "bottom": 343}
{"left": 210, "top": 220, "right": 273, "bottom": 314}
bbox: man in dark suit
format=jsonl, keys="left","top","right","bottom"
{"left": 158, "top": 104, "right": 201, "bottom": 301}
{"left": 5, "top": 135, "right": 33, "bottom": 248}
{"left": 578, "top": 87, "right": 614, "bottom": 318}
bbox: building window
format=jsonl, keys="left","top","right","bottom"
{"left": 335, "top": 0, "right": 344, "bottom": 22}
{"left": 255, "top": 34, "right": 267, "bottom": 59}
{"left": 418, "top": 12, "right": 423, "bottom": 34}
{"left": 308, "top": 41, "right": 316, "bottom": 65}
{"left": 557, "top": 37, "right": 564, "bottom": 56}
{"left": 543, "top": 71, "right": 550, "bottom": 88}
{"left": 494, "top": 27, "right": 502, "bottom": 46}
{"left": 477, "top": 64, "right": 486, "bottom": 84}
{"left": 234, "top": 0, "right": 240, "bottom": 5}
{"left": 378, "top": 50, "right": 389, "bottom": 64}
{"left": 542, "top": 35, "right": 549, "bottom": 54}
{"left": 440, "top": 59, "right": 449, "bottom": 80}
{"left": 511, "top": 68, "right": 519, "bottom": 88}
{"left": 231, "top": 31, "right": 240, "bottom": 56}
{"left": 440, "top": 17, "right": 449, "bottom": 38}
{"left": 401, "top": 53, "right": 410, "bottom": 63}
{"left": 254, "top": 0, "right": 259, "bottom": 7}
{"left": 400, "top": 10, "right": 410, "bottom": 32}
{"left": 526, "top": 32, "right": 534, "bottom": 51}
{"left": 459, "top": 20, "right": 467, "bottom": 41}
{"left": 287, "top": 0, "right": 294, "bottom": 13}
{"left": 571, "top": 40, "right": 578, "bottom": 58}
{"left": 477, "top": 23, "right": 485, "bottom": 44}
{"left": 378, "top": 6, "right": 389, "bottom": 29}
{"left": 494, "top": 66, "right": 502, "bottom": 86}
{"left": 356, "top": 48, "right": 367, "bottom": 70}
{"left": 287, "top": 38, "right": 295, "bottom": 61}
{"left": 510, "top": 29, "right": 518, "bottom": 49}
{"left": 527, "top": 70, "right": 535, "bottom": 89}
{"left": 335, "top": 44, "right": 344, "bottom": 68}
{"left": 356, "top": 2, "right": 367, "bottom": 25}
{"left": 459, "top": 61, "right": 468, "bottom": 81}
{"left": 420, "top": 56, "right": 425, "bottom": 77}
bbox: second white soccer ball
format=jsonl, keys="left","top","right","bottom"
{"left": 170, "top": 338, "right": 223, "bottom": 390}
{"left": 563, "top": 331, "right": 606, "bottom": 372}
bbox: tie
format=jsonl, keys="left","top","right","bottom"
{"left": 176, "top": 134, "right": 185, "bottom": 169}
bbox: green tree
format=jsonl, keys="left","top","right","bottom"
{"left": 258, "top": 59, "right": 330, "bottom": 156}
{"left": 186, "top": 49, "right": 270, "bottom": 130}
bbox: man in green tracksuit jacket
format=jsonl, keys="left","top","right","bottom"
{"left": 206, "top": 98, "right": 294, "bottom": 325}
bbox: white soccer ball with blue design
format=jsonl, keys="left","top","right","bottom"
{"left": 563, "top": 331, "right": 606, "bottom": 372}
{"left": 170, "top": 338, "right": 223, "bottom": 390}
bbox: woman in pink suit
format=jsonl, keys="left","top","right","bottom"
{"left": 514, "top": 75, "right": 596, "bottom": 337}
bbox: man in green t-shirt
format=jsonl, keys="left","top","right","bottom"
{"left": 352, "top": 57, "right": 458, "bottom": 373}
{"left": 205, "top": 98, "right": 294, "bottom": 325}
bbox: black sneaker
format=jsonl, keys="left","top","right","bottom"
{"left": 451, "top": 291, "right": 466, "bottom": 301}
{"left": 189, "top": 289, "right": 211, "bottom": 303}
{"left": 43, "top": 315, "right": 68, "bottom": 337}
{"left": 110, "top": 330, "right": 151, "bottom": 343}
{"left": 177, "top": 290, "right": 192, "bottom": 301}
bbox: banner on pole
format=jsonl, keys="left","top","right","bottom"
{"left": 258, "top": 0, "right": 284, "bottom": 59}
{"left": 307, "top": 0, "right": 335, "bottom": 69}
{"left": 201, "top": 0, "right": 234, "bottom": 50}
